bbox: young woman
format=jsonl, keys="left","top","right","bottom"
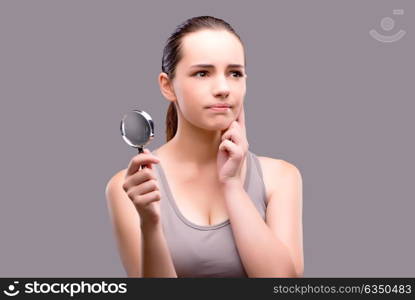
{"left": 106, "top": 16, "right": 303, "bottom": 278}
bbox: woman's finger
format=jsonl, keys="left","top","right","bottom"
{"left": 123, "top": 169, "right": 157, "bottom": 192}
{"left": 130, "top": 190, "right": 161, "bottom": 209}
{"left": 219, "top": 139, "right": 239, "bottom": 155}
{"left": 126, "top": 179, "right": 159, "bottom": 199}
{"left": 125, "top": 150, "right": 160, "bottom": 177}
{"left": 221, "top": 128, "right": 242, "bottom": 145}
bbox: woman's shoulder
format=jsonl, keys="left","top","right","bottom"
{"left": 105, "top": 169, "right": 128, "bottom": 196}
{"left": 255, "top": 153, "right": 301, "bottom": 200}
{"left": 256, "top": 154, "right": 300, "bottom": 175}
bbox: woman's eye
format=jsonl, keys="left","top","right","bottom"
{"left": 231, "top": 71, "right": 244, "bottom": 77}
{"left": 194, "top": 71, "right": 208, "bottom": 77}
{"left": 193, "top": 71, "right": 244, "bottom": 78}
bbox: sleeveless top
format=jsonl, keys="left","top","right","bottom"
{"left": 151, "top": 150, "right": 268, "bottom": 277}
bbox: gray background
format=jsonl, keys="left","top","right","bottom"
{"left": 0, "top": 0, "right": 413, "bottom": 277}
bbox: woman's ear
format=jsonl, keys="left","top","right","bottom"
{"left": 158, "top": 72, "right": 176, "bottom": 102}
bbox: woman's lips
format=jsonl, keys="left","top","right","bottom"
{"left": 207, "top": 106, "right": 231, "bottom": 112}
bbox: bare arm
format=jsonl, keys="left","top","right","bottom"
{"left": 223, "top": 160, "right": 304, "bottom": 277}
{"left": 105, "top": 170, "right": 177, "bottom": 277}
{"left": 140, "top": 220, "right": 178, "bottom": 277}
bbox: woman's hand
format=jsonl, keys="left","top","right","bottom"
{"left": 217, "top": 103, "right": 249, "bottom": 184}
{"left": 122, "top": 149, "right": 162, "bottom": 226}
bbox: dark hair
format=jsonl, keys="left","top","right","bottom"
{"left": 161, "top": 16, "right": 245, "bottom": 142}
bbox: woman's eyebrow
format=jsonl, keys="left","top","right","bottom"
{"left": 189, "top": 64, "right": 244, "bottom": 69}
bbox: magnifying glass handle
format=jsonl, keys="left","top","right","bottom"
{"left": 137, "top": 146, "right": 147, "bottom": 170}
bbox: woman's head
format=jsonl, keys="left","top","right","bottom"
{"left": 159, "top": 16, "right": 247, "bottom": 142}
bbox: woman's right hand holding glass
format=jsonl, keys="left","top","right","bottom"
{"left": 122, "top": 149, "right": 161, "bottom": 226}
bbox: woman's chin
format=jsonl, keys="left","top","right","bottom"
{"left": 192, "top": 117, "right": 233, "bottom": 131}
{"left": 205, "top": 121, "right": 232, "bottom": 131}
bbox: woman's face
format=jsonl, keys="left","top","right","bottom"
{"left": 171, "top": 29, "right": 247, "bottom": 131}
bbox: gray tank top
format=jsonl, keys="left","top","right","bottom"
{"left": 151, "top": 150, "right": 268, "bottom": 277}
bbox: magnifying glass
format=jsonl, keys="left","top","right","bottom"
{"left": 120, "top": 110, "right": 155, "bottom": 168}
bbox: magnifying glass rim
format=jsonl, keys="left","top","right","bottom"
{"left": 120, "top": 110, "right": 154, "bottom": 148}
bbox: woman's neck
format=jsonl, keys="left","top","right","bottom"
{"left": 164, "top": 117, "right": 228, "bottom": 167}
{"left": 167, "top": 134, "right": 221, "bottom": 167}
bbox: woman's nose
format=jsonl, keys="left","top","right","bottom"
{"left": 212, "top": 76, "right": 230, "bottom": 97}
